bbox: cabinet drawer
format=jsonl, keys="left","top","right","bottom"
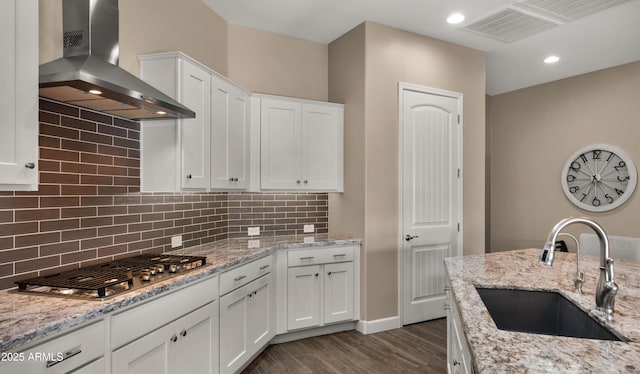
{"left": 288, "top": 246, "right": 354, "bottom": 267}
{"left": 220, "top": 255, "right": 273, "bottom": 295}
{"left": 112, "top": 275, "right": 218, "bottom": 349}
{"left": 0, "top": 320, "right": 105, "bottom": 374}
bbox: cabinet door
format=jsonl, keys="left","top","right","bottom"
{"left": 0, "top": 0, "right": 38, "bottom": 190}
{"left": 113, "top": 302, "right": 217, "bottom": 374}
{"left": 260, "top": 98, "right": 302, "bottom": 189}
{"left": 168, "top": 300, "right": 219, "bottom": 374}
{"left": 323, "top": 262, "right": 354, "bottom": 324}
{"left": 246, "top": 273, "right": 274, "bottom": 354}
{"left": 287, "top": 265, "right": 321, "bottom": 330}
{"left": 180, "top": 61, "right": 211, "bottom": 189}
{"left": 219, "top": 285, "right": 249, "bottom": 374}
{"left": 211, "top": 78, "right": 250, "bottom": 189}
{"left": 301, "top": 103, "right": 343, "bottom": 191}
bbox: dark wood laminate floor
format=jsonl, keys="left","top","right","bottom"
{"left": 242, "top": 318, "right": 447, "bottom": 374}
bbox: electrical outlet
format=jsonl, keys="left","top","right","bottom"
{"left": 303, "top": 224, "right": 315, "bottom": 233}
{"left": 248, "top": 239, "right": 260, "bottom": 249}
{"left": 304, "top": 236, "right": 315, "bottom": 244}
{"left": 171, "top": 235, "right": 183, "bottom": 248}
{"left": 248, "top": 226, "right": 260, "bottom": 236}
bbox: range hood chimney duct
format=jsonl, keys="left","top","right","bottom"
{"left": 39, "top": 0, "right": 195, "bottom": 120}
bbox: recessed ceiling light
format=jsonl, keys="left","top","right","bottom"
{"left": 544, "top": 55, "right": 560, "bottom": 64}
{"left": 447, "top": 13, "right": 465, "bottom": 25}
{"left": 156, "top": 111, "right": 167, "bottom": 115}
{"left": 88, "top": 89, "right": 102, "bottom": 95}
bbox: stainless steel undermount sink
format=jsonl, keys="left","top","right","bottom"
{"left": 475, "top": 287, "right": 625, "bottom": 341}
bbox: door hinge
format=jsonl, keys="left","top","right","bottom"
{"left": 457, "top": 168, "right": 460, "bottom": 178}
{"left": 457, "top": 223, "right": 460, "bottom": 232}
{"left": 457, "top": 115, "right": 460, "bottom": 124}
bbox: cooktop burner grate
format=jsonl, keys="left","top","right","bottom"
{"left": 15, "top": 253, "right": 207, "bottom": 299}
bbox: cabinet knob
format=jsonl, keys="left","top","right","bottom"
{"left": 296, "top": 180, "right": 301, "bottom": 184}
{"left": 25, "top": 162, "right": 35, "bottom": 169}
{"left": 170, "top": 334, "right": 178, "bottom": 343}
{"left": 229, "top": 177, "right": 234, "bottom": 182}
{"left": 304, "top": 180, "right": 308, "bottom": 184}
{"left": 453, "top": 359, "right": 460, "bottom": 366}
{"left": 180, "top": 329, "right": 187, "bottom": 337}
{"left": 405, "top": 234, "right": 419, "bottom": 241}
{"left": 186, "top": 174, "right": 192, "bottom": 179}
{"left": 234, "top": 178, "right": 239, "bottom": 182}
{"left": 315, "top": 273, "right": 319, "bottom": 277}
{"left": 328, "top": 271, "right": 332, "bottom": 276}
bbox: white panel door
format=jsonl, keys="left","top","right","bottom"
{"left": 401, "top": 86, "right": 461, "bottom": 325}
{"left": 323, "top": 262, "right": 354, "bottom": 324}
{"left": 261, "top": 98, "right": 302, "bottom": 189}
{"left": 0, "top": 0, "right": 38, "bottom": 189}
{"left": 302, "top": 104, "right": 343, "bottom": 190}
{"left": 219, "top": 287, "right": 248, "bottom": 374}
{"left": 180, "top": 61, "right": 210, "bottom": 189}
{"left": 287, "top": 265, "right": 321, "bottom": 330}
{"left": 211, "top": 78, "right": 250, "bottom": 189}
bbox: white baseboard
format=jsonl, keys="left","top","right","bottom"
{"left": 356, "top": 316, "right": 401, "bottom": 335}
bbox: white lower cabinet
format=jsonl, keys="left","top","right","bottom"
{"left": 446, "top": 283, "right": 473, "bottom": 374}
{"left": 112, "top": 301, "right": 218, "bottom": 374}
{"left": 111, "top": 275, "right": 219, "bottom": 374}
{"left": 285, "top": 247, "right": 357, "bottom": 331}
{"left": 219, "top": 256, "right": 275, "bottom": 374}
{"left": 0, "top": 320, "right": 105, "bottom": 374}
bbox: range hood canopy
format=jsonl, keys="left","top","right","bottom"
{"left": 39, "top": 0, "right": 195, "bottom": 120}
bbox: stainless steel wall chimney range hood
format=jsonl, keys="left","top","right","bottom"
{"left": 39, "top": 0, "right": 195, "bottom": 120}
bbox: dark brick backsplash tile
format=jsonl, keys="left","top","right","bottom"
{"left": 40, "top": 218, "right": 80, "bottom": 232}
{"left": 62, "top": 228, "right": 97, "bottom": 241}
{"left": 40, "top": 241, "right": 80, "bottom": 256}
{"left": 40, "top": 135, "right": 61, "bottom": 148}
{"left": 40, "top": 123, "right": 79, "bottom": 140}
{"left": 61, "top": 139, "right": 98, "bottom": 153}
{"left": 62, "top": 249, "right": 97, "bottom": 265}
{"left": 0, "top": 197, "right": 39, "bottom": 209}
{"left": 61, "top": 116, "right": 97, "bottom": 132}
{"left": 40, "top": 99, "right": 80, "bottom": 117}
{"left": 0, "top": 103, "right": 331, "bottom": 290}
{"left": 15, "top": 256, "right": 60, "bottom": 274}
{"left": 80, "top": 109, "right": 112, "bottom": 125}
{"left": 60, "top": 185, "right": 97, "bottom": 196}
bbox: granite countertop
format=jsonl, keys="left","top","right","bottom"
{"left": 0, "top": 234, "right": 360, "bottom": 353}
{"left": 444, "top": 248, "right": 640, "bottom": 373}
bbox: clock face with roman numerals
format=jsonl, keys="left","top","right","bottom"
{"left": 561, "top": 144, "right": 637, "bottom": 212}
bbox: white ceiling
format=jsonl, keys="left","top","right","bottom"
{"left": 202, "top": 0, "right": 640, "bottom": 95}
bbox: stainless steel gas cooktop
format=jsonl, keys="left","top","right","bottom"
{"left": 15, "top": 254, "right": 207, "bottom": 300}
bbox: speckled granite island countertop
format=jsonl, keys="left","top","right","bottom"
{"left": 0, "top": 234, "right": 360, "bottom": 353}
{"left": 444, "top": 249, "right": 640, "bottom": 373}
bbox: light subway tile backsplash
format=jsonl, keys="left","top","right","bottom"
{"left": 0, "top": 99, "right": 329, "bottom": 289}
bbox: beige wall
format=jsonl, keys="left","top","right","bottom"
{"left": 490, "top": 60, "right": 640, "bottom": 251}
{"left": 329, "top": 22, "right": 486, "bottom": 321}
{"left": 328, "top": 23, "right": 367, "bottom": 313}
{"left": 227, "top": 24, "right": 328, "bottom": 101}
{"left": 39, "top": 0, "right": 228, "bottom": 75}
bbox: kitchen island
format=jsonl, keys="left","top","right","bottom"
{"left": 444, "top": 249, "right": 640, "bottom": 373}
{"left": 0, "top": 234, "right": 360, "bottom": 354}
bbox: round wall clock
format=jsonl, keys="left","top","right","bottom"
{"left": 561, "top": 144, "right": 637, "bottom": 212}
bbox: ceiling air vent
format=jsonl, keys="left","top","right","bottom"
{"left": 520, "top": 0, "right": 630, "bottom": 21}
{"left": 462, "top": 6, "right": 561, "bottom": 42}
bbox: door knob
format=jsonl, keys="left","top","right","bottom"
{"left": 405, "top": 234, "right": 419, "bottom": 241}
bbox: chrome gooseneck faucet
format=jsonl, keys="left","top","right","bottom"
{"left": 539, "top": 217, "right": 618, "bottom": 319}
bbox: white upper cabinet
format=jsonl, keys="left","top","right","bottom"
{"left": 0, "top": 0, "right": 38, "bottom": 190}
{"left": 139, "top": 52, "right": 249, "bottom": 192}
{"left": 180, "top": 61, "right": 211, "bottom": 190}
{"left": 259, "top": 96, "right": 344, "bottom": 192}
{"left": 211, "top": 77, "right": 250, "bottom": 190}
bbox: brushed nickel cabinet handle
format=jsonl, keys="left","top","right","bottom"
{"left": 299, "top": 256, "right": 314, "bottom": 260}
{"left": 46, "top": 346, "right": 81, "bottom": 368}
{"left": 186, "top": 174, "right": 192, "bottom": 179}
{"left": 259, "top": 265, "right": 270, "bottom": 270}
{"left": 234, "top": 275, "right": 247, "bottom": 281}
{"left": 180, "top": 329, "right": 187, "bottom": 337}
{"left": 170, "top": 334, "right": 178, "bottom": 343}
